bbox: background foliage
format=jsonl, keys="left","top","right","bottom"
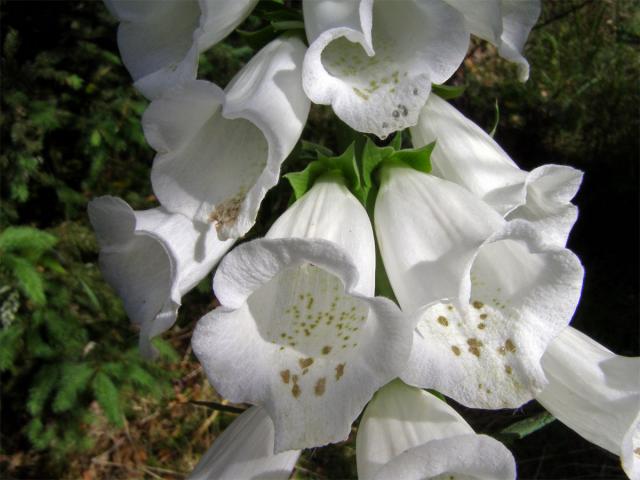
{"left": 0, "top": 0, "right": 638, "bottom": 478}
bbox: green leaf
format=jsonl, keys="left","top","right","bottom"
{"left": 494, "top": 411, "right": 556, "bottom": 444}
{"left": 150, "top": 337, "right": 179, "bottom": 362}
{"left": 52, "top": 363, "right": 95, "bottom": 413}
{"left": 432, "top": 83, "right": 466, "bottom": 100}
{"left": 27, "top": 365, "right": 60, "bottom": 415}
{"left": 92, "top": 371, "right": 123, "bottom": 427}
{"left": 6, "top": 255, "right": 46, "bottom": 305}
{"left": 0, "top": 323, "right": 25, "bottom": 371}
{"left": 0, "top": 226, "right": 57, "bottom": 256}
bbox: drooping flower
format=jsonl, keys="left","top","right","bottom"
{"left": 374, "top": 166, "right": 584, "bottom": 408}
{"left": 536, "top": 326, "right": 640, "bottom": 480}
{"left": 302, "top": 0, "right": 540, "bottom": 138}
{"left": 88, "top": 196, "right": 233, "bottom": 358}
{"left": 411, "top": 94, "right": 583, "bottom": 247}
{"left": 188, "top": 406, "right": 300, "bottom": 480}
{"left": 356, "top": 379, "right": 517, "bottom": 480}
{"left": 143, "top": 36, "right": 310, "bottom": 240}
{"left": 103, "top": 0, "right": 259, "bottom": 98}
{"left": 192, "top": 176, "right": 414, "bottom": 451}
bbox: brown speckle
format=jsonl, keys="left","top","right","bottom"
{"left": 480, "top": 313, "right": 488, "bottom": 320}
{"left": 299, "top": 357, "right": 314, "bottom": 369}
{"left": 478, "top": 323, "right": 486, "bottom": 330}
{"left": 505, "top": 365, "right": 513, "bottom": 375}
{"left": 437, "top": 316, "right": 449, "bottom": 326}
{"left": 335, "top": 363, "right": 345, "bottom": 380}
{"left": 321, "top": 345, "right": 332, "bottom": 355}
{"left": 280, "top": 370, "right": 290, "bottom": 384}
{"left": 314, "top": 377, "right": 326, "bottom": 396}
{"left": 467, "top": 338, "right": 484, "bottom": 357}
{"left": 472, "top": 300, "right": 484, "bottom": 309}
{"left": 451, "top": 346, "right": 461, "bottom": 356}
{"left": 292, "top": 384, "right": 301, "bottom": 398}
{"left": 505, "top": 339, "right": 517, "bottom": 353}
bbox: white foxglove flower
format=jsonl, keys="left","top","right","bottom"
{"left": 143, "top": 36, "right": 310, "bottom": 240}
{"left": 189, "top": 406, "right": 300, "bottom": 480}
{"left": 302, "top": 0, "right": 540, "bottom": 138}
{"left": 444, "top": 0, "right": 541, "bottom": 80}
{"left": 374, "top": 166, "right": 584, "bottom": 408}
{"left": 536, "top": 326, "right": 640, "bottom": 480}
{"left": 412, "top": 94, "right": 583, "bottom": 247}
{"left": 192, "top": 177, "right": 413, "bottom": 451}
{"left": 88, "top": 196, "right": 233, "bottom": 358}
{"left": 357, "top": 380, "right": 516, "bottom": 480}
{"left": 104, "top": 0, "right": 259, "bottom": 98}
{"left": 302, "top": 0, "right": 469, "bottom": 138}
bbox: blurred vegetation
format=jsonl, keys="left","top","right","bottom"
{"left": 0, "top": 0, "right": 637, "bottom": 479}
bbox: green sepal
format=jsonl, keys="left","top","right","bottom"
{"left": 432, "top": 83, "right": 466, "bottom": 100}
{"left": 284, "top": 143, "right": 362, "bottom": 202}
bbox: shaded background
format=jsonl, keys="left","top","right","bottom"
{"left": 1, "top": 0, "right": 638, "bottom": 478}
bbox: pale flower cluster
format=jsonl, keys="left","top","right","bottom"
{"left": 89, "top": 1, "right": 639, "bottom": 479}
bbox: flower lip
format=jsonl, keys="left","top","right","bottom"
{"left": 302, "top": 0, "right": 468, "bottom": 138}
{"left": 193, "top": 237, "right": 413, "bottom": 452}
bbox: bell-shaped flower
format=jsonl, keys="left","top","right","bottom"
{"left": 444, "top": 0, "right": 541, "bottom": 80}
{"left": 302, "top": 0, "right": 540, "bottom": 138}
{"left": 189, "top": 406, "right": 300, "bottom": 480}
{"left": 192, "top": 176, "right": 414, "bottom": 451}
{"left": 536, "top": 326, "right": 640, "bottom": 480}
{"left": 374, "top": 166, "right": 584, "bottom": 409}
{"left": 356, "top": 379, "right": 517, "bottom": 480}
{"left": 103, "top": 0, "right": 259, "bottom": 98}
{"left": 302, "top": 0, "right": 469, "bottom": 139}
{"left": 88, "top": 196, "right": 233, "bottom": 358}
{"left": 143, "top": 36, "right": 310, "bottom": 240}
{"left": 412, "top": 94, "right": 583, "bottom": 247}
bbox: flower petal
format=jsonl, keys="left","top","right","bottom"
{"left": 144, "top": 37, "right": 310, "bottom": 240}
{"left": 412, "top": 94, "right": 583, "bottom": 246}
{"left": 536, "top": 326, "right": 640, "bottom": 479}
{"left": 443, "top": 0, "right": 540, "bottom": 80}
{"left": 357, "top": 380, "right": 516, "bottom": 480}
{"left": 188, "top": 406, "right": 300, "bottom": 480}
{"left": 401, "top": 220, "right": 584, "bottom": 408}
{"left": 374, "top": 166, "right": 504, "bottom": 313}
{"left": 302, "top": 0, "right": 468, "bottom": 138}
{"left": 266, "top": 177, "right": 376, "bottom": 295}
{"left": 104, "top": 0, "right": 258, "bottom": 99}
{"left": 88, "top": 196, "right": 233, "bottom": 358}
{"left": 193, "top": 238, "right": 411, "bottom": 452}
{"left": 498, "top": 0, "right": 541, "bottom": 81}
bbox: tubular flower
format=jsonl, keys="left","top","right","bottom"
{"left": 411, "top": 94, "right": 583, "bottom": 247}
{"left": 143, "top": 36, "right": 310, "bottom": 240}
{"left": 188, "top": 406, "right": 300, "bottom": 480}
{"left": 103, "top": 0, "right": 259, "bottom": 99}
{"left": 374, "top": 166, "right": 584, "bottom": 409}
{"left": 87, "top": 196, "right": 233, "bottom": 358}
{"left": 536, "top": 326, "right": 640, "bottom": 480}
{"left": 356, "top": 380, "right": 517, "bottom": 480}
{"left": 302, "top": 0, "right": 539, "bottom": 138}
{"left": 192, "top": 177, "right": 413, "bottom": 451}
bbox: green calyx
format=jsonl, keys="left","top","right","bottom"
{"left": 285, "top": 135, "right": 436, "bottom": 210}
